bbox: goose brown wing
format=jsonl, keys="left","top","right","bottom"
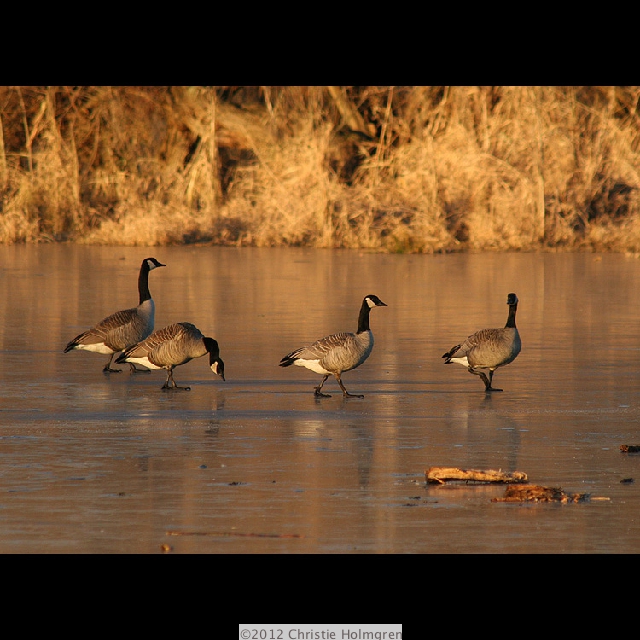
{"left": 321, "top": 332, "right": 370, "bottom": 371}
{"left": 295, "top": 332, "right": 356, "bottom": 359}
{"left": 460, "top": 328, "right": 514, "bottom": 367}
{"left": 66, "top": 307, "right": 138, "bottom": 350}
{"left": 454, "top": 328, "right": 498, "bottom": 355}
{"left": 121, "top": 323, "right": 179, "bottom": 357}
{"left": 124, "top": 322, "right": 203, "bottom": 366}
{"left": 101, "top": 308, "right": 149, "bottom": 350}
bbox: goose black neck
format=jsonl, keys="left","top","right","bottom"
{"left": 203, "top": 337, "right": 218, "bottom": 361}
{"left": 505, "top": 303, "right": 517, "bottom": 328}
{"left": 138, "top": 261, "right": 152, "bottom": 304}
{"left": 357, "top": 300, "right": 372, "bottom": 334}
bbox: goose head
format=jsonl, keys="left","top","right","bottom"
{"left": 203, "top": 337, "right": 225, "bottom": 381}
{"left": 364, "top": 294, "right": 387, "bottom": 308}
{"left": 144, "top": 257, "right": 166, "bottom": 271}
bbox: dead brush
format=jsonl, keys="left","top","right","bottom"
{"left": 2, "top": 86, "right": 640, "bottom": 252}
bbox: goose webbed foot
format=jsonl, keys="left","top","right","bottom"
{"left": 337, "top": 376, "right": 363, "bottom": 398}
{"left": 103, "top": 354, "right": 122, "bottom": 373}
{"left": 161, "top": 370, "right": 190, "bottom": 391}
{"left": 314, "top": 375, "right": 331, "bottom": 397}
{"left": 161, "top": 380, "right": 191, "bottom": 391}
{"left": 478, "top": 370, "right": 502, "bottom": 392}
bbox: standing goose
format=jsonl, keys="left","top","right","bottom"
{"left": 279, "top": 294, "right": 387, "bottom": 398}
{"left": 115, "top": 322, "right": 225, "bottom": 391}
{"left": 64, "top": 257, "right": 165, "bottom": 373}
{"left": 442, "top": 292, "right": 521, "bottom": 392}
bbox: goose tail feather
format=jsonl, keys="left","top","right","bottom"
{"left": 442, "top": 344, "right": 461, "bottom": 362}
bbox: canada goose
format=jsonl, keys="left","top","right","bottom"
{"left": 279, "top": 294, "right": 387, "bottom": 398}
{"left": 115, "top": 322, "right": 225, "bottom": 391}
{"left": 442, "top": 292, "right": 521, "bottom": 392}
{"left": 64, "top": 257, "right": 165, "bottom": 373}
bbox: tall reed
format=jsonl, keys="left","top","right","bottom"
{"left": 1, "top": 86, "right": 639, "bottom": 251}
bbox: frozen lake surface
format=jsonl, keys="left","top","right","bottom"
{"left": 1, "top": 244, "right": 640, "bottom": 553}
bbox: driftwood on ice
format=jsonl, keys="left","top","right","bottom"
{"left": 425, "top": 467, "right": 528, "bottom": 485}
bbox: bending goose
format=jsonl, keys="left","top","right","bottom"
{"left": 279, "top": 294, "right": 387, "bottom": 398}
{"left": 442, "top": 292, "right": 521, "bottom": 392}
{"left": 64, "top": 257, "right": 165, "bottom": 373}
{"left": 115, "top": 322, "right": 225, "bottom": 391}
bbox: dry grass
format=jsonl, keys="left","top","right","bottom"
{"left": 2, "top": 86, "right": 640, "bottom": 251}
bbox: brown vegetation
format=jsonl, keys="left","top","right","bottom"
{"left": 491, "top": 485, "right": 591, "bottom": 503}
{"left": 2, "top": 86, "right": 640, "bottom": 251}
